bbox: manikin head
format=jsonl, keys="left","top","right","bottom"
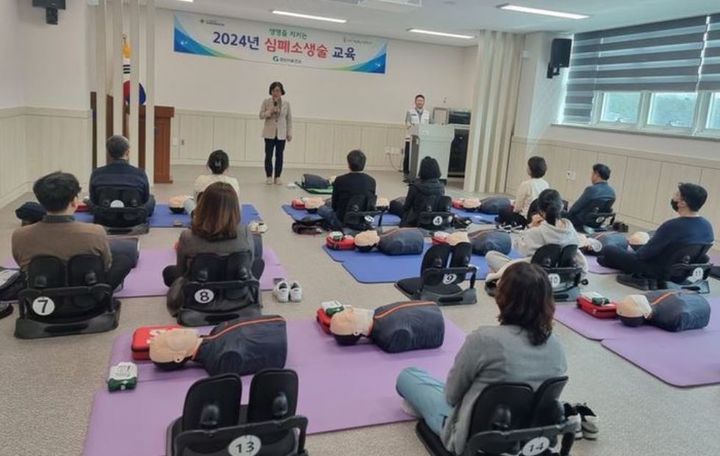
{"left": 149, "top": 328, "right": 202, "bottom": 367}
{"left": 329, "top": 307, "right": 374, "bottom": 345}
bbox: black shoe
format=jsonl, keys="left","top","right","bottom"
{"left": 575, "top": 403, "right": 599, "bottom": 440}
{"left": 0, "top": 302, "right": 13, "bottom": 320}
{"left": 563, "top": 403, "right": 582, "bottom": 440}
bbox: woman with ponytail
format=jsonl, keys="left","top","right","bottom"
{"left": 486, "top": 188, "right": 587, "bottom": 280}
{"left": 193, "top": 150, "right": 240, "bottom": 199}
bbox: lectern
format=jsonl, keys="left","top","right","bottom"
{"left": 90, "top": 93, "right": 175, "bottom": 183}
{"left": 407, "top": 124, "right": 455, "bottom": 180}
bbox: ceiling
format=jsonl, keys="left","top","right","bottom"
{"left": 157, "top": 0, "right": 719, "bottom": 46}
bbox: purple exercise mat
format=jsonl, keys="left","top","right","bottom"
{"left": 586, "top": 256, "right": 620, "bottom": 275}
{"left": 85, "top": 319, "right": 466, "bottom": 455}
{"left": 602, "top": 330, "right": 720, "bottom": 387}
{"left": 2, "top": 248, "right": 287, "bottom": 297}
{"left": 322, "top": 244, "right": 521, "bottom": 283}
{"left": 554, "top": 298, "right": 720, "bottom": 341}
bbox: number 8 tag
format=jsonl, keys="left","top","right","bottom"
{"left": 228, "top": 435, "right": 261, "bottom": 456}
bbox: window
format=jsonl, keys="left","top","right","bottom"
{"left": 647, "top": 93, "right": 698, "bottom": 128}
{"left": 708, "top": 93, "right": 720, "bottom": 130}
{"left": 600, "top": 92, "right": 641, "bottom": 124}
{"left": 561, "top": 13, "right": 720, "bottom": 137}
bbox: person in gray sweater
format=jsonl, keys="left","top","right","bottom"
{"left": 486, "top": 188, "right": 588, "bottom": 283}
{"left": 162, "top": 182, "right": 259, "bottom": 315}
{"left": 396, "top": 262, "right": 567, "bottom": 454}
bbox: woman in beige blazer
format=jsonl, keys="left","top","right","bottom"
{"left": 259, "top": 81, "right": 293, "bottom": 185}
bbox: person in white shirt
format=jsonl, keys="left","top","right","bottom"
{"left": 403, "top": 94, "right": 431, "bottom": 178}
{"left": 486, "top": 188, "right": 588, "bottom": 283}
{"left": 182, "top": 150, "right": 240, "bottom": 215}
{"left": 497, "top": 156, "right": 549, "bottom": 228}
{"left": 193, "top": 150, "right": 240, "bottom": 198}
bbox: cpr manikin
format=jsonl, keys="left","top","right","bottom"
{"left": 149, "top": 315, "right": 288, "bottom": 375}
{"left": 616, "top": 291, "right": 710, "bottom": 331}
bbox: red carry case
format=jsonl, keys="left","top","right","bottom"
{"left": 131, "top": 325, "right": 181, "bottom": 360}
{"left": 576, "top": 296, "right": 617, "bottom": 319}
{"left": 326, "top": 233, "right": 355, "bottom": 250}
{"left": 291, "top": 198, "right": 306, "bottom": 210}
{"left": 452, "top": 199, "right": 463, "bottom": 209}
{"left": 316, "top": 308, "right": 333, "bottom": 334}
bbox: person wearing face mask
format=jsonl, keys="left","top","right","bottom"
{"left": 597, "top": 183, "right": 714, "bottom": 275}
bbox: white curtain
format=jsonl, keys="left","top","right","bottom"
{"left": 464, "top": 31, "right": 525, "bottom": 194}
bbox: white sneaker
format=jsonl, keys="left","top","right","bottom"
{"left": 266, "top": 177, "right": 273, "bottom": 185}
{"left": 273, "top": 280, "right": 289, "bottom": 302}
{"left": 274, "top": 177, "right": 283, "bottom": 185}
{"left": 289, "top": 281, "right": 302, "bottom": 302}
{"left": 586, "top": 238, "right": 603, "bottom": 253}
{"left": 248, "top": 221, "right": 268, "bottom": 234}
{"left": 400, "top": 399, "right": 420, "bottom": 418}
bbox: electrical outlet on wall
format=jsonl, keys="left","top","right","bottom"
{"left": 566, "top": 170, "right": 576, "bottom": 181}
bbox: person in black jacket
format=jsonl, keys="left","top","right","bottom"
{"left": 399, "top": 156, "right": 445, "bottom": 227}
{"left": 317, "top": 150, "right": 377, "bottom": 229}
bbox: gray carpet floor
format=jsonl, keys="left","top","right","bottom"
{"left": 0, "top": 165, "right": 718, "bottom": 456}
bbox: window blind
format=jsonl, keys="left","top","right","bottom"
{"left": 700, "top": 14, "right": 720, "bottom": 90}
{"left": 564, "top": 15, "right": 708, "bottom": 124}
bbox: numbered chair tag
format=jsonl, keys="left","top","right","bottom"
{"left": 32, "top": 296, "right": 55, "bottom": 316}
{"left": 433, "top": 215, "right": 443, "bottom": 226}
{"left": 595, "top": 216, "right": 604, "bottom": 224}
{"left": 442, "top": 273, "right": 458, "bottom": 285}
{"left": 194, "top": 289, "right": 215, "bottom": 304}
{"left": 521, "top": 436, "right": 551, "bottom": 456}
{"left": 229, "top": 435, "right": 261, "bottom": 456}
{"left": 548, "top": 273, "right": 561, "bottom": 289}
{"left": 364, "top": 215, "right": 374, "bottom": 224}
{"left": 689, "top": 267, "right": 704, "bottom": 283}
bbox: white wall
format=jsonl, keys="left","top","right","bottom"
{"left": 0, "top": 1, "right": 92, "bottom": 210}
{"left": 0, "top": 1, "right": 24, "bottom": 108}
{"left": 17, "top": 0, "right": 92, "bottom": 110}
{"left": 155, "top": 9, "right": 471, "bottom": 124}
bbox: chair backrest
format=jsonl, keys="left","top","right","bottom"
{"left": 174, "top": 371, "right": 307, "bottom": 456}
{"left": 23, "top": 255, "right": 111, "bottom": 320}
{"left": 247, "top": 369, "right": 299, "bottom": 423}
{"left": 420, "top": 243, "right": 476, "bottom": 288}
{"left": 531, "top": 244, "right": 577, "bottom": 269}
{"left": 658, "top": 243, "right": 712, "bottom": 282}
{"left": 417, "top": 195, "right": 453, "bottom": 229}
{"left": 183, "top": 252, "right": 260, "bottom": 313}
{"left": 181, "top": 374, "right": 242, "bottom": 432}
{"left": 528, "top": 376, "right": 568, "bottom": 426}
{"left": 343, "top": 194, "right": 379, "bottom": 230}
{"left": 465, "top": 377, "right": 568, "bottom": 455}
{"left": 95, "top": 186, "right": 143, "bottom": 208}
{"left": 581, "top": 197, "right": 616, "bottom": 227}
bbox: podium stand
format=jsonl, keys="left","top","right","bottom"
{"left": 408, "top": 124, "right": 454, "bottom": 180}
{"left": 90, "top": 93, "right": 175, "bottom": 183}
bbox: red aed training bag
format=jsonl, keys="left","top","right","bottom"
{"left": 576, "top": 296, "right": 617, "bottom": 319}
{"left": 131, "top": 325, "right": 181, "bottom": 360}
{"left": 325, "top": 233, "right": 355, "bottom": 250}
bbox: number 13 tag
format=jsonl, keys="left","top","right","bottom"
{"left": 228, "top": 435, "right": 261, "bottom": 456}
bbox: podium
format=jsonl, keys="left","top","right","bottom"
{"left": 91, "top": 93, "right": 175, "bottom": 183}
{"left": 408, "top": 124, "right": 455, "bottom": 180}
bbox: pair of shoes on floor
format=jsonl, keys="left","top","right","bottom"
{"left": 266, "top": 177, "right": 283, "bottom": 185}
{"left": 248, "top": 220, "right": 268, "bottom": 234}
{"left": 564, "top": 403, "right": 599, "bottom": 440}
{"left": 273, "top": 279, "right": 302, "bottom": 302}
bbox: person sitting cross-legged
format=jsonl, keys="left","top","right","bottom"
{"left": 566, "top": 163, "right": 616, "bottom": 230}
{"left": 597, "top": 183, "right": 714, "bottom": 276}
{"left": 89, "top": 134, "right": 155, "bottom": 216}
{"left": 163, "top": 182, "right": 259, "bottom": 316}
{"left": 12, "top": 172, "right": 134, "bottom": 290}
{"left": 395, "top": 262, "right": 567, "bottom": 454}
{"left": 317, "top": 149, "right": 377, "bottom": 230}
